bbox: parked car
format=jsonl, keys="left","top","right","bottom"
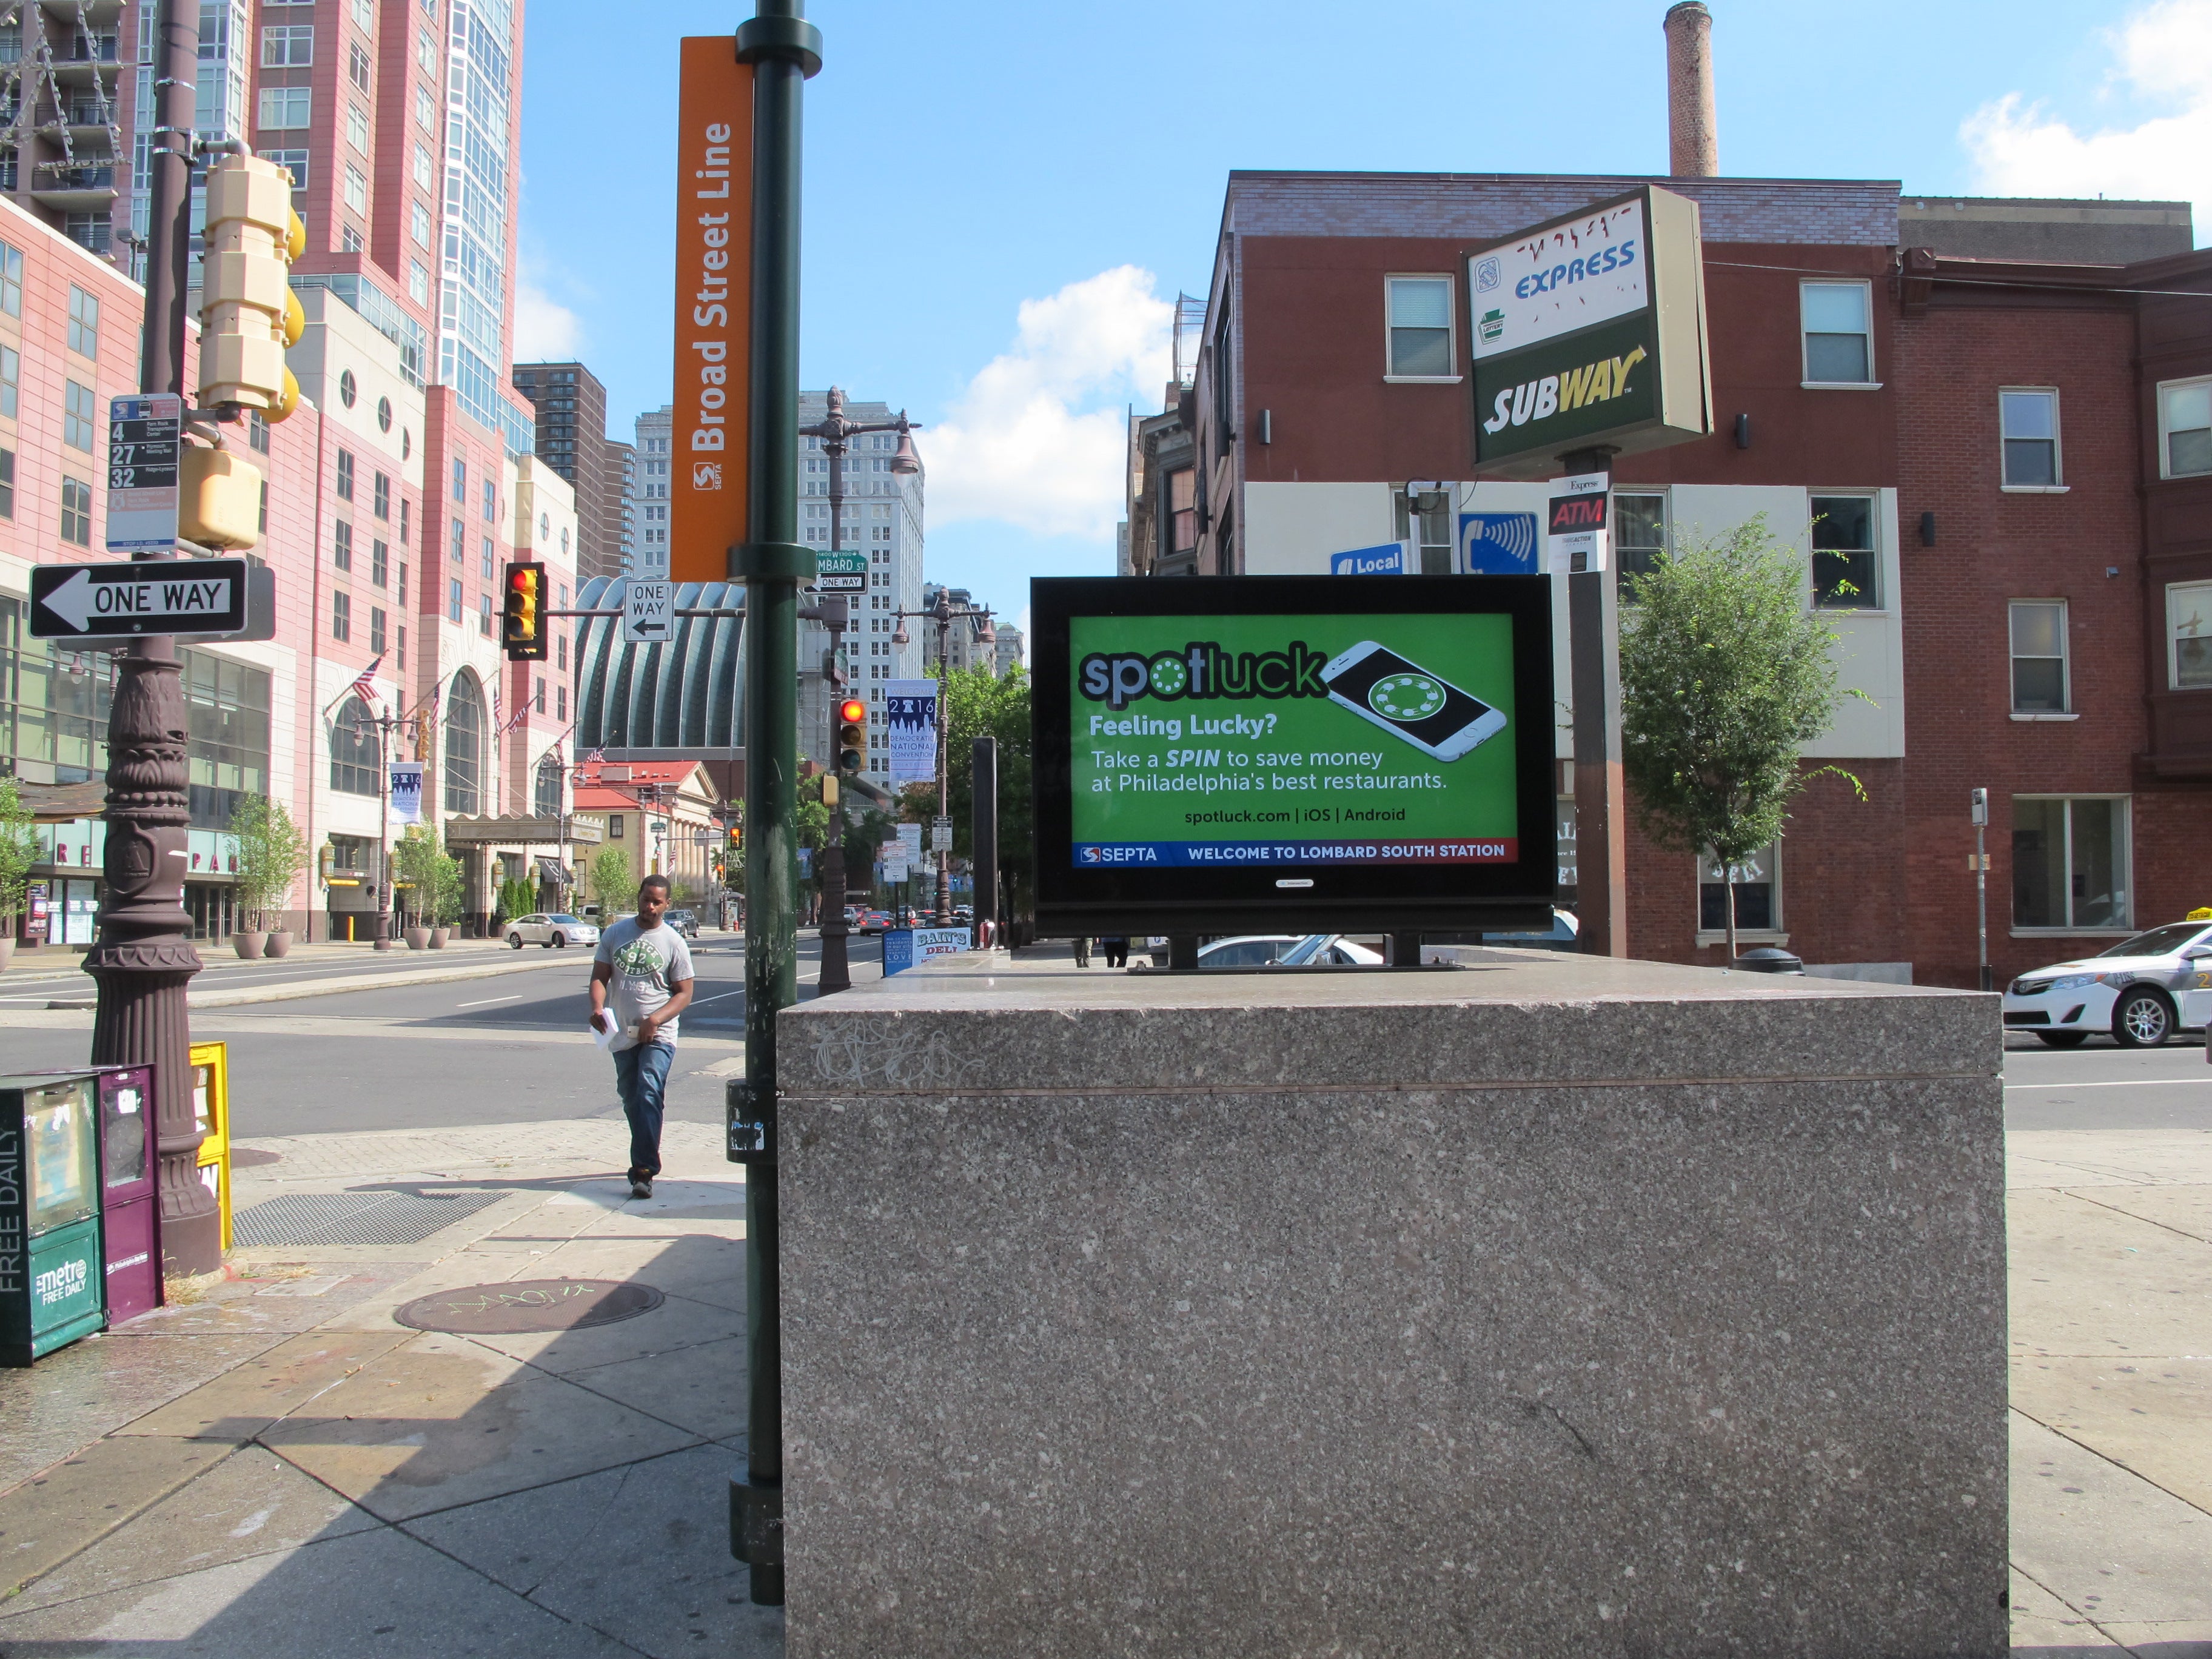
{"left": 2002, "top": 919, "right": 2212, "bottom": 1048}
{"left": 665, "top": 908, "right": 700, "bottom": 939}
{"left": 1195, "top": 934, "right": 1386, "bottom": 968}
{"left": 1481, "top": 908, "right": 1582, "bottom": 952}
{"left": 507, "top": 913, "right": 600, "bottom": 950}
{"left": 860, "top": 910, "right": 892, "bottom": 934}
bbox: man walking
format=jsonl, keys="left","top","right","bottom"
{"left": 589, "top": 874, "right": 695, "bottom": 1199}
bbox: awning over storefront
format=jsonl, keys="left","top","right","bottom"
{"left": 574, "top": 577, "right": 745, "bottom": 760}
{"left": 18, "top": 779, "right": 108, "bottom": 823}
{"left": 443, "top": 814, "right": 602, "bottom": 846}
{"left": 534, "top": 856, "right": 571, "bottom": 886}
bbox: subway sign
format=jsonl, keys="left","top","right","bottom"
{"left": 1467, "top": 185, "right": 1714, "bottom": 477}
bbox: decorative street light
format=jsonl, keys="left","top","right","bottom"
{"left": 800, "top": 384, "right": 920, "bottom": 994}
{"left": 340, "top": 703, "right": 428, "bottom": 951}
{"left": 891, "top": 590, "right": 995, "bottom": 923}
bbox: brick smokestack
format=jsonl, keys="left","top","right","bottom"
{"left": 1664, "top": 2, "right": 1718, "bottom": 177}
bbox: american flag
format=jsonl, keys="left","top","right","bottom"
{"left": 583, "top": 748, "right": 606, "bottom": 765}
{"left": 345, "top": 653, "right": 384, "bottom": 709}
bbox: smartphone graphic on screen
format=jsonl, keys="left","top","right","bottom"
{"left": 1321, "top": 641, "right": 1507, "bottom": 762}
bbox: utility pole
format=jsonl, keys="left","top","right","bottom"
{"left": 1561, "top": 445, "right": 1629, "bottom": 959}
{"left": 727, "top": 0, "right": 820, "bottom": 1610}
{"left": 972, "top": 734, "right": 997, "bottom": 945}
{"left": 1971, "top": 786, "right": 1991, "bottom": 992}
{"left": 85, "top": 0, "right": 219, "bottom": 1278}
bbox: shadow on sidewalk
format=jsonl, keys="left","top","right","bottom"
{"left": 0, "top": 1184, "right": 777, "bottom": 1659}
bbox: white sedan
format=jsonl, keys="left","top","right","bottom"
{"left": 506, "top": 913, "right": 600, "bottom": 950}
{"left": 2002, "top": 920, "right": 2212, "bottom": 1048}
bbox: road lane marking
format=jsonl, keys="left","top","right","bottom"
{"left": 456, "top": 994, "right": 522, "bottom": 1008}
{"left": 2007, "top": 1078, "right": 2212, "bottom": 1090}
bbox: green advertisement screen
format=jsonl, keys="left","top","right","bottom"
{"left": 1069, "top": 612, "right": 1521, "bottom": 870}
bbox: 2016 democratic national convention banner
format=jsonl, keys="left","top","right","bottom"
{"left": 886, "top": 679, "right": 937, "bottom": 783}
{"left": 1068, "top": 612, "right": 1520, "bottom": 870}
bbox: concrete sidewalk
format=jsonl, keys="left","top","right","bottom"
{"left": 0, "top": 1116, "right": 776, "bottom": 1658}
{"left": 0, "top": 1114, "right": 2205, "bottom": 1655}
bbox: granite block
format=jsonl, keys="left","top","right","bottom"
{"left": 776, "top": 953, "right": 2008, "bottom": 1658}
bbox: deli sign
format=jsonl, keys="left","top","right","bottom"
{"left": 1467, "top": 185, "right": 1712, "bottom": 477}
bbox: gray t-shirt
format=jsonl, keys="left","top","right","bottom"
{"left": 594, "top": 917, "right": 695, "bottom": 1051}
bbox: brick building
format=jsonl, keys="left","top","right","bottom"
{"left": 1147, "top": 164, "right": 2212, "bottom": 988}
{"left": 512, "top": 359, "right": 623, "bottom": 581}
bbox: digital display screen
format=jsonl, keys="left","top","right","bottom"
{"left": 1033, "top": 576, "right": 1555, "bottom": 937}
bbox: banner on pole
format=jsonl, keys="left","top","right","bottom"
{"left": 669, "top": 38, "right": 754, "bottom": 583}
{"left": 388, "top": 761, "right": 424, "bottom": 826}
{"left": 885, "top": 678, "right": 937, "bottom": 783}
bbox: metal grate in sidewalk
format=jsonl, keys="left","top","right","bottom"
{"left": 232, "top": 1190, "right": 508, "bottom": 1247}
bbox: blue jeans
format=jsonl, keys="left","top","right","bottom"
{"left": 612, "top": 1041, "right": 674, "bottom": 1178}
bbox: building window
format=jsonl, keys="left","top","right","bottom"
{"left": 400, "top": 498, "right": 411, "bottom": 544}
{"left": 369, "top": 605, "right": 386, "bottom": 655}
{"left": 61, "top": 477, "right": 92, "bottom": 545}
{"left": 2013, "top": 797, "right": 2130, "bottom": 932}
{"left": 398, "top": 561, "right": 407, "bottom": 604}
{"left": 1393, "top": 487, "right": 1453, "bottom": 575}
{"left": 2000, "top": 389, "right": 2060, "bottom": 487}
{"left": 447, "top": 578, "right": 462, "bottom": 622}
{"left": 261, "top": 23, "right": 312, "bottom": 65}
{"left": 371, "top": 538, "right": 389, "bottom": 588}
{"left": 333, "top": 520, "right": 353, "bottom": 571}
{"left": 342, "top": 224, "right": 364, "bottom": 253}
{"left": 343, "top": 163, "right": 367, "bottom": 213}
{"left": 409, "top": 260, "right": 429, "bottom": 303}
{"left": 1614, "top": 492, "right": 1667, "bottom": 585}
{"left": 2009, "top": 600, "right": 2068, "bottom": 714}
{"left": 482, "top": 478, "right": 497, "bottom": 521}
{"left": 415, "top": 82, "right": 434, "bottom": 129}
{"left": 1700, "top": 841, "right": 1778, "bottom": 934}
{"left": 2159, "top": 377, "right": 2212, "bottom": 480}
{"left": 480, "top": 537, "right": 494, "bottom": 579}
{"left": 556, "top": 632, "right": 566, "bottom": 671}
{"left": 249, "top": 410, "right": 269, "bottom": 452}
{"left": 67, "top": 286, "right": 98, "bottom": 357}
{"left": 373, "top": 472, "right": 390, "bottom": 520}
{"left": 265, "top": 149, "right": 308, "bottom": 192}
{"left": 453, "top": 457, "right": 467, "bottom": 501}
{"left": 444, "top": 674, "right": 483, "bottom": 814}
{"left": 335, "top": 447, "right": 355, "bottom": 501}
{"left": 535, "top": 752, "right": 563, "bottom": 817}
{"left": 611, "top": 814, "right": 625, "bottom": 839}
{"left": 63, "top": 380, "right": 96, "bottom": 451}
{"left": 332, "top": 589, "right": 351, "bottom": 642}
{"left": 533, "top": 676, "right": 545, "bottom": 714}
{"left": 414, "top": 141, "right": 434, "bottom": 187}
{"left": 555, "top": 684, "right": 566, "bottom": 720}
{"left": 329, "top": 694, "right": 380, "bottom": 796}
{"left": 0, "top": 240, "right": 21, "bottom": 317}
{"left": 1800, "top": 281, "right": 1873, "bottom": 385}
{"left": 0, "top": 343, "right": 18, "bottom": 419}
{"left": 398, "top": 625, "right": 407, "bottom": 669}
{"left": 449, "top": 515, "right": 463, "bottom": 563}
{"left": 258, "top": 86, "right": 311, "bottom": 129}
{"left": 2169, "top": 582, "right": 2212, "bottom": 690}
{"left": 346, "top": 102, "right": 370, "bottom": 151}
{"left": 1809, "top": 494, "right": 1877, "bottom": 609}
{"left": 0, "top": 449, "right": 13, "bottom": 519}
{"left": 1386, "top": 276, "right": 1455, "bottom": 378}
{"left": 478, "top": 593, "right": 492, "bottom": 636}
{"left": 348, "top": 39, "right": 372, "bottom": 90}
{"left": 260, "top": 480, "right": 268, "bottom": 532}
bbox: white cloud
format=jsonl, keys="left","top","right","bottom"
{"left": 924, "top": 266, "right": 1173, "bottom": 540}
{"left": 1960, "top": 0, "right": 2212, "bottom": 236}
{"left": 513, "top": 276, "right": 583, "bottom": 361}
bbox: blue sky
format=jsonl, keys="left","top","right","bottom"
{"left": 515, "top": 0, "right": 2210, "bottom": 628}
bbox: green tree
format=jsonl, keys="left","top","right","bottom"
{"left": 229, "top": 794, "right": 309, "bottom": 933}
{"left": 390, "top": 825, "right": 444, "bottom": 928}
{"left": 939, "top": 663, "right": 1031, "bottom": 916}
{"left": 588, "top": 845, "right": 634, "bottom": 913}
{"left": 0, "top": 774, "right": 36, "bottom": 930}
{"left": 1618, "top": 513, "right": 1866, "bottom": 959}
{"left": 496, "top": 875, "right": 536, "bottom": 926}
{"left": 432, "top": 847, "right": 466, "bottom": 927}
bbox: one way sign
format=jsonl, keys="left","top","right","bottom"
{"left": 31, "top": 558, "right": 252, "bottom": 638}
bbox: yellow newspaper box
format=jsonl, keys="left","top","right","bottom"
{"left": 189, "top": 1042, "right": 232, "bottom": 1250}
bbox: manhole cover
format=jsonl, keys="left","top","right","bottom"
{"left": 392, "top": 1279, "right": 666, "bottom": 1334}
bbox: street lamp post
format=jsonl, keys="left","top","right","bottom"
{"left": 799, "top": 385, "right": 919, "bottom": 995}
{"left": 891, "top": 591, "right": 994, "bottom": 924}
{"left": 343, "top": 703, "right": 426, "bottom": 950}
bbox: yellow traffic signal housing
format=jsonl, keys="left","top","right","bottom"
{"left": 199, "top": 155, "right": 303, "bottom": 418}
{"left": 502, "top": 561, "right": 548, "bottom": 660}
{"left": 178, "top": 444, "right": 263, "bottom": 549}
{"left": 836, "top": 698, "right": 867, "bottom": 774}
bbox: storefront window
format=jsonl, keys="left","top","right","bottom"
{"left": 1701, "top": 842, "right": 1780, "bottom": 933}
{"left": 2013, "top": 797, "right": 2130, "bottom": 931}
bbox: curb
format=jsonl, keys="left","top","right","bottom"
{"left": 43, "top": 951, "right": 585, "bottom": 1011}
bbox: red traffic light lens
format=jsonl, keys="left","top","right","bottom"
{"left": 838, "top": 699, "right": 866, "bottom": 724}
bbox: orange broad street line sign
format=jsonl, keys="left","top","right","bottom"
{"left": 671, "top": 38, "right": 753, "bottom": 585}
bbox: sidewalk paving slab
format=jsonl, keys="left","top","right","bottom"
{"left": 0, "top": 1438, "right": 236, "bottom": 1600}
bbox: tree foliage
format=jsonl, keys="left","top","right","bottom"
{"left": 0, "top": 774, "right": 36, "bottom": 923}
{"left": 1617, "top": 512, "right": 1864, "bottom": 956}
{"left": 229, "top": 794, "right": 308, "bottom": 932}
{"left": 937, "top": 663, "right": 1032, "bottom": 914}
{"left": 588, "top": 845, "right": 634, "bottom": 912}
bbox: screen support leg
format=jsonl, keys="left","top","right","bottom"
{"left": 1387, "top": 932, "right": 1421, "bottom": 967}
{"left": 1168, "top": 934, "right": 1199, "bottom": 971}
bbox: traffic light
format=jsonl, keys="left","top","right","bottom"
{"left": 502, "top": 561, "right": 548, "bottom": 660}
{"left": 198, "top": 154, "right": 305, "bottom": 421}
{"left": 836, "top": 698, "right": 867, "bottom": 774}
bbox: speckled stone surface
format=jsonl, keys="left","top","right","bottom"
{"left": 777, "top": 952, "right": 2008, "bottom": 1658}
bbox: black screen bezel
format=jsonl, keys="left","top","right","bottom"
{"left": 1031, "top": 575, "right": 1556, "bottom": 936}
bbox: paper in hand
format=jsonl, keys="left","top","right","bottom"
{"left": 591, "top": 1008, "right": 618, "bottom": 1048}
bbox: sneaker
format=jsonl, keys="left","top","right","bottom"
{"left": 628, "top": 1172, "right": 652, "bottom": 1201}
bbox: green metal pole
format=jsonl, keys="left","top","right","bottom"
{"left": 727, "top": 0, "right": 820, "bottom": 1610}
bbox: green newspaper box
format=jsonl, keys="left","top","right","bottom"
{"left": 1, "top": 1073, "right": 109, "bottom": 1366}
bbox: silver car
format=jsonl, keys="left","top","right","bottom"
{"left": 2002, "top": 919, "right": 2212, "bottom": 1048}
{"left": 506, "top": 913, "right": 601, "bottom": 950}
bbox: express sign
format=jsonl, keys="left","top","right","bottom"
{"left": 1467, "top": 185, "right": 1714, "bottom": 477}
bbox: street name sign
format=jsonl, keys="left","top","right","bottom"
{"left": 31, "top": 558, "right": 250, "bottom": 639}
{"left": 623, "top": 577, "right": 674, "bottom": 645}
{"left": 1467, "top": 184, "right": 1712, "bottom": 477}
{"left": 814, "top": 550, "right": 866, "bottom": 593}
{"left": 106, "top": 394, "right": 184, "bottom": 552}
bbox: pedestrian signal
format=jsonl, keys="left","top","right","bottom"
{"left": 836, "top": 698, "right": 867, "bottom": 774}
{"left": 502, "top": 561, "right": 548, "bottom": 660}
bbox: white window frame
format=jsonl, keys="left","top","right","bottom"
{"left": 2157, "top": 375, "right": 2212, "bottom": 480}
{"left": 2168, "top": 580, "right": 2212, "bottom": 691}
{"left": 2010, "top": 794, "right": 2133, "bottom": 936}
{"left": 1694, "top": 839, "right": 1785, "bottom": 946}
{"left": 1999, "top": 386, "right": 2066, "bottom": 492}
{"left": 260, "top": 23, "right": 312, "bottom": 66}
{"left": 346, "top": 102, "right": 370, "bottom": 152}
{"left": 2008, "top": 598, "right": 2073, "bottom": 719}
{"left": 1808, "top": 490, "right": 1882, "bottom": 611}
{"left": 1798, "top": 280, "right": 1879, "bottom": 389}
{"left": 257, "top": 85, "right": 311, "bottom": 130}
{"left": 264, "top": 148, "right": 308, "bottom": 192}
{"left": 1382, "top": 274, "right": 1461, "bottom": 384}
{"left": 343, "top": 163, "right": 367, "bottom": 213}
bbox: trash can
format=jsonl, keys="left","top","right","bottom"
{"left": 1, "top": 1073, "right": 109, "bottom": 1366}
{"left": 1734, "top": 947, "right": 1805, "bottom": 974}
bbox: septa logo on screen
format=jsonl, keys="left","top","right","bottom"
{"left": 1079, "top": 642, "right": 1329, "bottom": 710}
